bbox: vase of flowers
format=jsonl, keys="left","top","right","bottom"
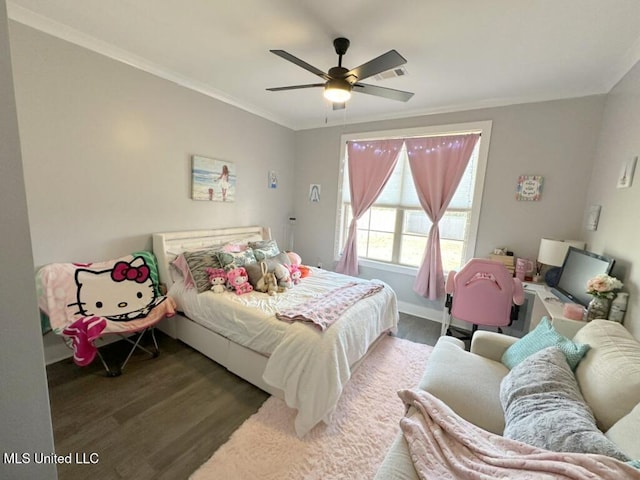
{"left": 585, "top": 274, "right": 623, "bottom": 321}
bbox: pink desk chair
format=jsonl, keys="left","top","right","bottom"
{"left": 441, "top": 259, "right": 525, "bottom": 342}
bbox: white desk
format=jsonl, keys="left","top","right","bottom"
{"left": 523, "top": 283, "right": 587, "bottom": 338}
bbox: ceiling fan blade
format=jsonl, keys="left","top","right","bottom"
{"left": 270, "top": 50, "right": 330, "bottom": 80}
{"left": 353, "top": 83, "right": 414, "bottom": 102}
{"left": 332, "top": 102, "right": 346, "bottom": 110}
{"left": 266, "top": 83, "right": 325, "bottom": 92}
{"left": 346, "top": 50, "right": 407, "bottom": 82}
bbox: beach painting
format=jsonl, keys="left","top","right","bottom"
{"left": 191, "top": 155, "right": 236, "bottom": 202}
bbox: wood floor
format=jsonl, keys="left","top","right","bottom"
{"left": 46, "top": 313, "right": 441, "bottom": 480}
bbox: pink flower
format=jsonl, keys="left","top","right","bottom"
{"left": 586, "top": 274, "right": 623, "bottom": 298}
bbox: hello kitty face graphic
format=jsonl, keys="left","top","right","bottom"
{"left": 71, "top": 257, "right": 162, "bottom": 321}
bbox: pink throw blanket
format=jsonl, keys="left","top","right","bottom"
{"left": 276, "top": 281, "right": 383, "bottom": 330}
{"left": 61, "top": 302, "right": 176, "bottom": 367}
{"left": 399, "top": 389, "right": 640, "bottom": 480}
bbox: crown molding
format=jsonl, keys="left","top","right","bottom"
{"left": 6, "top": 2, "right": 295, "bottom": 129}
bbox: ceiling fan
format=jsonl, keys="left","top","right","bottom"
{"left": 267, "top": 38, "right": 414, "bottom": 109}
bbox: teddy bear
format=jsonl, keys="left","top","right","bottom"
{"left": 226, "top": 267, "right": 253, "bottom": 295}
{"left": 288, "top": 264, "right": 302, "bottom": 285}
{"left": 255, "top": 261, "right": 279, "bottom": 296}
{"left": 206, "top": 267, "right": 227, "bottom": 293}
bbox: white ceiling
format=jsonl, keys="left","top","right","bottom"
{"left": 7, "top": 0, "right": 640, "bottom": 130}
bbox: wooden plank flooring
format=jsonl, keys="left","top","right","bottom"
{"left": 46, "top": 313, "right": 441, "bottom": 479}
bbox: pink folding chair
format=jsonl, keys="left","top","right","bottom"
{"left": 441, "top": 259, "right": 524, "bottom": 341}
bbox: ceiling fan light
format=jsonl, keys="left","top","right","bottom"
{"left": 323, "top": 79, "right": 352, "bottom": 103}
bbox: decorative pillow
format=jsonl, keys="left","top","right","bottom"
{"left": 501, "top": 317, "right": 589, "bottom": 370}
{"left": 249, "top": 239, "right": 280, "bottom": 261}
{"left": 171, "top": 253, "right": 195, "bottom": 288}
{"left": 216, "top": 248, "right": 258, "bottom": 272}
{"left": 500, "top": 346, "right": 630, "bottom": 461}
{"left": 573, "top": 320, "right": 640, "bottom": 431}
{"left": 183, "top": 248, "right": 224, "bottom": 293}
{"left": 220, "top": 241, "right": 248, "bottom": 253}
{"left": 245, "top": 252, "right": 291, "bottom": 289}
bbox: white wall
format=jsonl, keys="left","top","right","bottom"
{"left": 294, "top": 97, "right": 605, "bottom": 315}
{"left": 585, "top": 60, "right": 640, "bottom": 339}
{"left": 0, "top": 3, "right": 56, "bottom": 478}
{"left": 9, "top": 23, "right": 296, "bottom": 362}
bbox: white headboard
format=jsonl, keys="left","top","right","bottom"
{"left": 152, "top": 226, "right": 271, "bottom": 288}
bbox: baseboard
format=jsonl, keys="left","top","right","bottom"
{"left": 397, "top": 301, "right": 443, "bottom": 324}
{"left": 397, "top": 301, "right": 475, "bottom": 332}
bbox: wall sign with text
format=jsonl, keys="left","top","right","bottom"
{"left": 516, "top": 175, "right": 544, "bottom": 201}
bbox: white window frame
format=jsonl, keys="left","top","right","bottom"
{"left": 334, "top": 120, "right": 492, "bottom": 275}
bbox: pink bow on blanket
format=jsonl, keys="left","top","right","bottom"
{"left": 62, "top": 316, "right": 107, "bottom": 366}
{"left": 111, "top": 261, "right": 150, "bottom": 283}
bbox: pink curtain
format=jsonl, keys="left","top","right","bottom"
{"left": 335, "top": 139, "right": 404, "bottom": 276}
{"left": 406, "top": 134, "right": 480, "bottom": 299}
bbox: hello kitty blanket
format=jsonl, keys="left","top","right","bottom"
{"left": 36, "top": 252, "right": 176, "bottom": 366}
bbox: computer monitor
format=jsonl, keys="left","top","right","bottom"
{"left": 552, "top": 247, "right": 615, "bottom": 306}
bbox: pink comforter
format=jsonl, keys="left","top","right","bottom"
{"left": 399, "top": 389, "right": 640, "bottom": 480}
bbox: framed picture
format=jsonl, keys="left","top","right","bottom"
{"left": 516, "top": 175, "right": 543, "bottom": 201}
{"left": 309, "top": 184, "right": 321, "bottom": 203}
{"left": 585, "top": 205, "right": 601, "bottom": 231}
{"left": 268, "top": 170, "right": 278, "bottom": 189}
{"left": 617, "top": 156, "right": 637, "bottom": 189}
{"left": 191, "top": 155, "right": 236, "bottom": 202}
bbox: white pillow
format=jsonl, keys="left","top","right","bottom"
{"left": 573, "top": 320, "right": 640, "bottom": 431}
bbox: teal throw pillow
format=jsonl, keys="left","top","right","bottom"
{"left": 501, "top": 317, "right": 590, "bottom": 371}
{"left": 216, "top": 249, "right": 257, "bottom": 272}
{"left": 249, "top": 239, "right": 280, "bottom": 262}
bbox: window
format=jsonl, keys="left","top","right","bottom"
{"left": 335, "top": 122, "right": 491, "bottom": 274}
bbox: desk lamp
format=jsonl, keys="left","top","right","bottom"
{"left": 537, "top": 238, "right": 585, "bottom": 286}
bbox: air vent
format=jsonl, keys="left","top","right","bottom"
{"left": 373, "top": 66, "right": 408, "bottom": 81}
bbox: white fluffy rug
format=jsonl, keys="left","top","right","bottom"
{"left": 191, "top": 335, "right": 432, "bottom": 480}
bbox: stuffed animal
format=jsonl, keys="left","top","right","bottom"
{"left": 206, "top": 267, "right": 227, "bottom": 293}
{"left": 265, "top": 271, "right": 279, "bottom": 296}
{"left": 300, "top": 265, "right": 312, "bottom": 278}
{"left": 288, "top": 264, "right": 301, "bottom": 285}
{"left": 255, "top": 261, "right": 278, "bottom": 296}
{"left": 274, "top": 263, "right": 293, "bottom": 290}
{"left": 286, "top": 251, "right": 302, "bottom": 266}
{"left": 226, "top": 267, "right": 253, "bottom": 295}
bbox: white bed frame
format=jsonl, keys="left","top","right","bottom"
{"left": 152, "top": 225, "right": 386, "bottom": 400}
{"left": 153, "top": 226, "right": 283, "bottom": 396}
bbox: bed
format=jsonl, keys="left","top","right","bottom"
{"left": 152, "top": 226, "right": 399, "bottom": 436}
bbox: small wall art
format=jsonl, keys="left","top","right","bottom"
{"left": 268, "top": 170, "right": 278, "bottom": 189}
{"left": 617, "top": 156, "right": 637, "bottom": 189}
{"left": 585, "top": 205, "right": 601, "bottom": 231}
{"left": 191, "top": 155, "right": 236, "bottom": 202}
{"left": 309, "top": 184, "right": 321, "bottom": 203}
{"left": 516, "top": 175, "right": 543, "bottom": 201}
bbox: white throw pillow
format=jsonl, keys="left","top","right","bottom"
{"left": 573, "top": 320, "right": 640, "bottom": 431}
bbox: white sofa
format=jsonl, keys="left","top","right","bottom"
{"left": 375, "top": 320, "right": 640, "bottom": 479}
